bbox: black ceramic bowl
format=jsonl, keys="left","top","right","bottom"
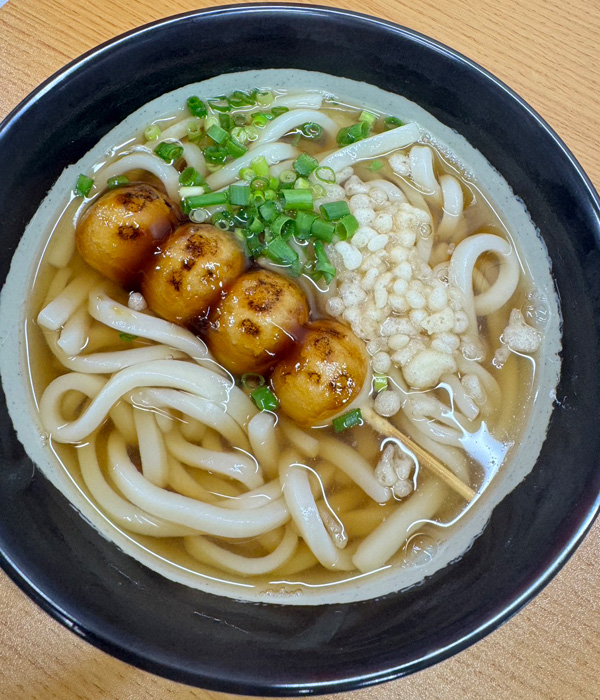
{"left": 1, "top": 4, "right": 599, "bottom": 696}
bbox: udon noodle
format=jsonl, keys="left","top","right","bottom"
{"left": 0, "top": 71, "right": 561, "bottom": 604}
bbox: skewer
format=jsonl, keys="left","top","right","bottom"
{"left": 361, "top": 406, "right": 477, "bottom": 503}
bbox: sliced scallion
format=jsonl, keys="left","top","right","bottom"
{"left": 300, "top": 122, "right": 323, "bottom": 139}
{"left": 336, "top": 214, "right": 359, "bottom": 240}
{"left": 369, "top": 159, "right": 384, "bottom": 172}
{"left": 107, "top": 175, "right": 130, "bottom": 189}
{"left": 293, "top": 152, "right": 319, "bottom": 177}
{"left": 154, "top": 141, "right": 184, "bottom": 164}
{"left": 314, "top": 166, "right": 336, "bottom": 183}
{"left": 207, "top": 123, "right": 229, "bottom": 144}
{"left": 259, "top": 200, "right": 280, "bottom": 223}
{"left": 204, "top": 146, "right": 228, "bottom": 164}
{"left": 373, "top": 375, "right": 388, "bottom": 392}
{"left": 212, "top": 211, "right": 235, "bottom": 231}
{"left": 332, "top": 408, "right": 363, "bottom": 432}
{"left": 359, "top": 110, "right": 377, "bottom": 127}
{"left": 295, "top": 211, "right": 318, "bottom": 240}
{"left": 320, "top": 200, "right": 351, "bottom": 221}
{"left": 282, "top": 188, "right": 313, "bottom": 210}
{"left": 271, "top": 215, "right": 296, "bottom": 239}
{"left": 228, "top": 183, "right": 251, "bottom": 206}
{"left": 225, "top": 137, "right": 247, "bottom": 159}
{"left": 311, "top": 219, "right": 335, "bottom": 243}
{"left": 384, "top": 116, "right": 404, "bottom": 129}
{"left": 179, "top": 166, "right": 205, "bottom": 187}
{"left": 265, "top": 237, "right": 299, "bottom": 265}
{"left": 279, "top": 169, "right": 297, "bottom": 184}
{"left": 74, "top": 174, "right": 94, "bottom": 197}
{"left": 187, "top": 96, "right": 208, "bottom": 118}
{"left": 144, "top": 124, "right": 162, "bottom": 141}
{"left": 185, "top": 192, "right": 228, "bottom": 209}
{"left": 119, "top": 332, "right": 138, "bottom": 342}
{"left": 251, "top": 156, "right": 270, "bottom": 178}
{"left": 271, "top": 106, "right": 289, "bottom": 117}
{"left": 241, "top": 373, "right": 266, "bottom": 389}
{"left": 313, "top": 240, "right": 336, "bottom": 282}
{"left": 255, "top": 90, "right": 274, "bottom": 106}
{"left": 251, "top": 385, "right": 280, "bottom": 411}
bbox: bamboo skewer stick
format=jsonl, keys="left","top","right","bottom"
{"left": 361, "top": 407, "right": 477, "bottom": 502}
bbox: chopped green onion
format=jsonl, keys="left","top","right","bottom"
{"left": 212, "top": 211, "right": 235, "bottom": 231}
{"left": 311, "top": 219, "right": 335, "bottom": 243}
{"left": 320, "top": 200, "right": 351, "bottom": 221}
{"left": 252, "top": 113, "right": 269, "bottom": 128}
{"left": 359, "top": 110, "right": 378, "bottom": 127}
{"left": 119, "top": 332, "right": 138, "bottom": 342}
{"left": 204, "top": 116, "right": 219, "bottom": 132}
{"left": 373, "top": 375, "right": 388, "bottom": 392}
{"left": 239, "top": 167, "right": 255, "bottom": 181}
{"left": 311, "top": 183, "right": 327, "bottom": 198}
{"left": 248, "top": 217, "right": 264, "bottom": 234}
{"left": 74, "top": 174, "right": 94, "bottom": 197}
{"left": 268, "top": 176, "right": 279, "bottom": 190}
{"left": 241, "top": 373, "right": 266, "bottom": 389}
{"left": 233, "top": 113, "right": 251, "bottom": 127}
{"left": 271, "top": 106, "right": 289, "bottom": 117}
{"left": 265, "top": 237, "right": 299, "bottom": 265}
{"left": 204, "top": 145, "right": 228, "bottom": 164}
{"left": 384, "top": 116, "right": 404, "bottom": 129}
{"left": 279, "top": 169, "right": 297, "bottom": 184}
{"left": 332, "top": 408, "right": 363, "bottom": 432}
{"left": 264, "top": 188, "right": 277, "bottom": 201}
{"left": 225, "top": 137, "right": 247, "bottom": 159}
{"left": 295, "top": 211, "right": 318, "bottom": 240}
{"left": 186, "top": 120, "right": 203, "bottom": 142}
{"left": 107, "top": 175, "right": 129, "bottom": 189}
{"left": 300, "top": 122, "right": 323, "bottom": 139}
{"left": 154, "top": 141, "right": 184, "bottom": 164}
{"left": 185, "top": 192, "right": 228, "bottom": 209}
{"left": 219, "top": 113, "right": 234, "bottom": 132}
{"left": 179, "top": 166, "right": 205, "bottom": 187}
{"left": 250, "top": 191, "right": 266, "bottom": 205}
{"left": 231, "top": 126, "right": 250, "bottom": 144}
{"left": 228, "top": 90, "right": 255, "bottom": 108}
{"left": 313, "top": 240, "right": 336, "bottom": 283}
{"left": 228, "top": 184, "right": 251, "bottom": 206}
{"left": 251, "top": 385, "right": 280, "bottom": 411}
{"left": 144, "top": 124, "right": 162, "bottom": 141}
{"left": 271, "top": 215, "right": 296, "bottom": 239}
{"left": 233, "top": 209, "right": 250, "bottom": 228}
{"left": 293, "top": 153, "right": 319, "bottom": 177}
{"left": 314, "top": 166, "right": 336, "bottom": 183}
{"left": 187, "top": 96, "right": 208, "bottom": 118}
{"left": 208, "top": 96, "right": 231, "bottom": 113}
{"left": 207, "top": 124, "right": 229, "bottom": 144}
{"left": 255, "top": 90, "right": 274, "bottom": 106}
{"left": 259, "top": 201, "right": 280, "bottom": 223}
{"left": 336, "top": 122, "right": 369, "bottom": 146}
{"left": 369, "top": 159, "right": 384, "bottom": 172}
{"left": 294, "top": 177, "right": 311, "bottom": 190}
{"left": 251, "top": 176, "right": 269, "bottom": 191}
{"left": 282, "top": 189, "right": 313, "bottom": 210}
{"left": 251, "top": 156, "right": 270, "bottom": 178}
{"left": 336, "top": 214, "right": 359, "bottom": 240}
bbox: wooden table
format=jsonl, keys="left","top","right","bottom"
{"left": 1, "top": 0, "right": 599, "bottom": 698}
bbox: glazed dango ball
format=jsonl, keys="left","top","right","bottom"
{"left": 141, "top": 223, "right": 246, "bottom": 325}
{"left": 75, "top": 184, "right": 177, "bottom": 284}
{"left": 272, "top": 319, "right": 369, "bottom": 428}
{"left": 206, "top": 269, "right": 309, "bottom": 374}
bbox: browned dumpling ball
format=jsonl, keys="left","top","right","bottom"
{"left": 206, "top": 269, "right": 309, "bottom": 374}
{"left": 271, "top": 320, "right": 369, "bottom": 428}
{"left": 75, "top": 184, "right": 177, "bottom": 284}
{"left": 141, "top": 223, "right": 246, "bottom": 325}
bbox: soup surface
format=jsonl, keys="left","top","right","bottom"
{"left": 1, "top": 70, "right": 561, "bottom": 604}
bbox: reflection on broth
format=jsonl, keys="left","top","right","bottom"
{"left": 5, "top": 71, "right": 560, "bottom": 604}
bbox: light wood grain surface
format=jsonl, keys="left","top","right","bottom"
{"left": 0, "top": 0, "right": 599, "bottom": 698}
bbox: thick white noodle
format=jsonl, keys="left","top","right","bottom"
{"left": 409, "top": 145, "right": 443, "bottom": 206}
{"left": 38, "top": 272, "right": 100, "bottom": 330}
{"left": 206, "top": 143, "right": 300, "bottom": 190}
{"left": 134, "top": 408, "right": 169, "bottom": 487}
{"left": 107, "top": 432, "right": 289, "bottom": 537}
{"left": 216, "top": 479, "right": 282, "bottom": 510}
{"left": 181, "top": 143, "right": 207, "bottom": 176}
{"left": 40, "top": 359, "right": 234, "bottom": 443}
{"left": 352, "top": 479, "right": 445, "bottom": 572}
{"left": 436, "top": 174, "right": 464, "bottom": 240}
{"left": 56, "top": 304, "right": 90, "bottom": 356}
{"left": 88, "top": 286, "right": 209, "bottom": 361}
{"left": 279, "top": 417, "right": 320, "bottom": 459}
{"left": 165, "top": 428, "right": 263, "bottom": 489}
{"left": 184, "top": 525, "right": 298, "bottom": 576}
{"left": 318, "top": 123, "right": 421, "bottom": 173}
{"left": 280, "top": 452, "right": 352, "bottom": 570}
{"left": 440, "top": 374, "right": 480, "bottom": 421}
{"left": 449, "top": 233, "right": 520, "bottom": 332}
{"left": 157, "top": 116, "right": 199, "bottom": 142}
{"left": 131, "top": 388, "right": 250, "bottom": 451}
{"left": 97, "top": 153, "right": 180, "bottom": 200}
{"left": 247, "top": 412, "right": 279, "bottom": 478}
{"left": 167, "top": 455, "right": 215, "bottom": 500}
{"left": 109, "top": 400, "right": 138, "bottom": 444}
{"left": 273, "top": 93, "right": 323, "bottom": 110}
{"left": 269, "top": 159, "right": 296, "bottom": 177}
{"left": 47, "top": 338, "right": 187, "bottom": 374}
{"left": 42, "top": 266, "right": 72, "bottom": 307}
{"left": 366, "top": 179, "right": 408, "bottom": 203}
{"left": 251, "top": 110, "right": 339, "bottom": 148}
{"left": 318, "top": 437, "right": 390, "bottom": 503}
{"left": 78, "top": 437, "right": 198, "bottom": 537}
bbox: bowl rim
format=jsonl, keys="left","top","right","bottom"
{"left": 1, "top": 3, "right": 600, "bottom": 695}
